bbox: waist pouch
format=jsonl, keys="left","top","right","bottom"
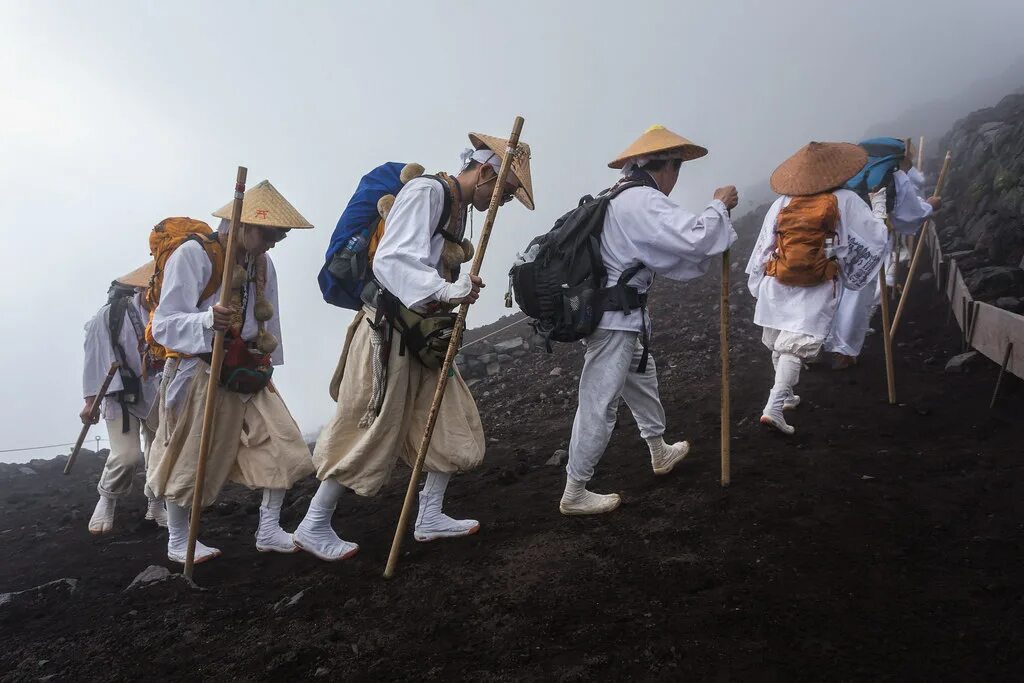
{"left": 199, "top": 335, "right": 274, "bottom": 393}
{"left": 363, "top": 281, "right": 456, "bottom": 370}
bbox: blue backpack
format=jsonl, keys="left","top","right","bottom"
{"left": 843, "top": 137, "right": 906, "bottom": 212}
{"left": 318, "top": 162, "right": 450, "bottom": 310}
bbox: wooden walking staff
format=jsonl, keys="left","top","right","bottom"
{"left": 183, "top": 166, "right": 247, "bottom": 579}
{"left": 878, "top": 259, "right": 897, "bottom": 405}
{"left": 64, "top": 361, "right": 119, "bottom": 475}
{"left": 383, "top": 116, "right": 525, "bottom": 579}
{"left": 719, "top": 249, "right": 731, "bottom": 488}
{"left": 891, "top": 150, "right": 952, "bottom": 338}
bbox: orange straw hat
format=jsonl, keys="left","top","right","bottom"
{"left": 114, "top": 260, "right": 156, "bottom": 288}
{"left": 608, "top": 124, "right": 708, "bottom": 170}
{"left": 770, "top": 142, "right": 868, "bottom": 196}
{"left": 467, "top": 132, "right": 535, "bottom": 210}
{"left": 212, "top": 180, "right": 314, "bottom": 229}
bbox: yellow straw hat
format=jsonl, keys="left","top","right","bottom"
{"left": 608, "top": 124, "right": 708, "bottom": 169}
{"left": 770, "top": 142, "right": 868, "bottom": 197}
{"left": 467, "top": 132, "right": 535, "bottom": 210}
{"left": 212, "top": 180, "right": 313, "bottom": 229}
{"left": 114, "top": 260, "right": 156, "bottom": 288}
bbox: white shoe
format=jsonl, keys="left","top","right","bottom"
{"left": 414, "top": 472, "right": 480, "bottom": 542}
{"left": 783, "top": 393, "right": 801, "bottom": 411}
{"left": 166, "top": 501, "right": 221, "bottom": 564}
{"left": 648, "top": 437, "right": 690, "bottom": 475}
{"left": 88, "top": 496, "right": 116, "bottom": 535}
{"left": 293, "top": 502, "right": 359, "bottom": 562}
{"left": 145, "top": 499, "right": 168, "bottom": 528}
{"left": 255, "top": 507, "right": 299, "bottom": 554}
{"left": 559, "top": 478, "right": 621, "bottom": 516}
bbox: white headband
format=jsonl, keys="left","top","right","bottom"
{"left": 460, "top": 148, "right": 502, "bottom": 173}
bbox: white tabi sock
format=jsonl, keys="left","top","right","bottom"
{"left": 255, "top": 488, "right": 298, "bottom": 554}
{"left": 88, "top": 495, "right": 117, "bottom": 535}
{"left": 761, "top": 354, "right": 799, "bottom": 435}
{"left": 559, "top": 476, "right": 621, "bottom": 516}
{"left": 293, "top": 479, "right": 359, "bottom": 562}
{"left": 771, "top": 352, "right": 800, "bottom": 410}
{"left": 165, "top": 501, "right": 221, "bottom": 565}
{"left": 145, "top": 498, "right": 168, "bottom": 528}
{"left": 414, "top": 472, "right": 480, "bottom": 542}
{"left": 646, "top": 436, "right": 690, "bottom": 475}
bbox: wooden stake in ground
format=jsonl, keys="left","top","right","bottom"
{"left": 990, "top": 342, "right": 1014, "bottom": 409}
{"left": 719, "top": 249, "right": 731, "bottom": 488}
{"left": 63, "top": 362, "right": 119, "bottom": 475}
{"left": 891, "top": 150, "right": 952, "bottom": 337}
{"left": 383, "top": 116, "right": 526, "bottom": 580}
{"left": 183, "top": 166, "right": 247, "bottom": 580}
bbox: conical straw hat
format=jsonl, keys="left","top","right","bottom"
{"left": 608, "top": 124, "right": 708, "bottom": 169}
{"left": 770, "top": 142, "right": 868, "bottom": 197}
{"left": 212, "top": 180, "right": 313, "bottom": 229}
{"left": 114, "top": 260, "right": 156, "bottom": 288}
{"left": 467, "top": 132, "right": 535, "bottom": 210}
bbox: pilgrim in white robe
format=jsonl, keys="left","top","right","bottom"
{"left": 145, "top": 240, "right": 312, "bottom": 508}
{"left": 82, "top": 292, "right": 159, "bottom": 499}
{"left": 824, "top": 171, "right": 933, "bottom": 357}
{"left": 312, "top": 176, "right": 484, "bottom": 497}
{"left": 567, "top": 184, "right": 736, "bottom": 484}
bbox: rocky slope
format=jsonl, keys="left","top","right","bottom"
{"left": 933, "top": 93, "right": 1024, "bottom": 311}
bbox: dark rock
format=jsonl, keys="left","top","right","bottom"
{"left": 993, "top": 296, "right": 1024, "bottom": 313}
{"left": 964, "top": 266, "right": 1024, "bottom": 300}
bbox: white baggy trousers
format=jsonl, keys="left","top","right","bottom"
{"left": 566, "top": 329, "right": 666, "bottom": 483}
{"left": 98, "top": 415, "right": 155, "bottom": 499}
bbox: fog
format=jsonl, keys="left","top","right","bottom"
{"left": 2, "top": 0, "right": 1023, "bottom": 462}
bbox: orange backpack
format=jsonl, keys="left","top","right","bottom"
{"left": 144, "top": 217, "right": 225, "bottom": 360}
{"left": 765, "top": 193, "right": 840, "bottom": 286}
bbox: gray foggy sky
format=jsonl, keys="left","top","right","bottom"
{"left": 2, "top": 0, "right": 1023, "bottom": 462}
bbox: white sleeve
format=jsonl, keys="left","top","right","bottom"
{"left": 745, "top": 198, "right": 784, "bottom": 298}
{"left": 372, "top": 180, "right": 448, "bottom": 309}
{"left": 835, "top": 191, "right": 890, "bottom": 291}
{"left": 264, "top": 256, "right": 284, "bottom": 366}
{"left": 891, "top": 171, "right": 933, "bottom": 235}
{"left": 151, "top": 241, "right": 216, "bottom": 355}
{"left": 631, "top": 195, "right": 737, "bottom": 282}
{"left": 83, "top": 305, "right": 123, "bottom": 396}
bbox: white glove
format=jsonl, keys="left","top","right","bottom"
{"left": 869, "top": 187, "right": 888, "bottom": 219}
{"left": 436, "top": 271, "right": 474, "bottom": 303}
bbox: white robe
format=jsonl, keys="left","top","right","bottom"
{"left": 598, "top": 187, "right": 736, "bottom": 332}
{"left": 373, "top": 176, "right": 454, "bottom": 311}
{"left": 891, "top": 169, "right": 933, "bottom": 235}
{"left": 825, "top": 173, "right": 933, "bottom": 356}
{"left": 82, "top": 292, "right": 158, "bottom": 423}
{"left": 150, "top": 240, "right": 284, "bottom": 412}
{"left": 746, "top": 189, "right": 889, "bottom": 339}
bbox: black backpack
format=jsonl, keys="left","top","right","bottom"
{"left": 108, "top": 293, "right": 145, "bottom": 433}
{"left": 509, "top": 178, "right": 651, "bottom": 370}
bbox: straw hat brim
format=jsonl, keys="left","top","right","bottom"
{"left": 608, "top": 126, "right": 708, "bottom": 169}
{"left": 468, "top": 132, "right": 535, "bottom": 210}
{"left": 212, "top": 179, "right": 314, "bottom": 229}
{"left": 770, "top": 142, "right": 868, "bottom": 197}
{"left": 115, "top": 261, "right": 156, "bottom": 289}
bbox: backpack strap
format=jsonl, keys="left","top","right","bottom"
{"left": 422, "top": 175, "right": 458, "bottom": 243}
